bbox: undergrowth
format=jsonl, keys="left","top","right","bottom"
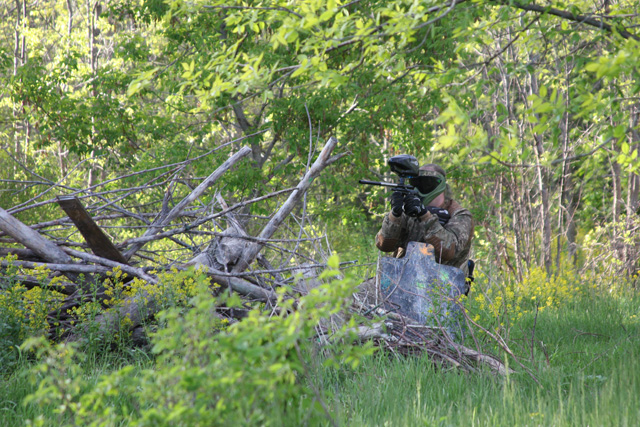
{"left": 1, "top": 254, "right": 639, "bottom": 426}
{"left": 7, "top": 255, "right": 373, "bottom": 426}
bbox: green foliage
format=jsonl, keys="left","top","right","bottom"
{"left": 468, "top": 260, "right": 587, "bottom": 335}
{"left": 4, "top": 0, "right": 639, "bottom": 279}
{"left": 0, "top": 257, "right": 64, "bottom": 374}
{"left": 21, "top": 256, "right": 374, "bottom": 426}
{"left": 21, "top": 337, "right": 87, "bottom": 427}
{"left": 2, "top": 4, "right": 640, "bottom": 426}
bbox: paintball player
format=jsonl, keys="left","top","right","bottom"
{"left": 375, "top": 163, "right": 474, "bottom": 282}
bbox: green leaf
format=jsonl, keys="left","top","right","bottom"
{"left": 320, "top": 10, "right": 334, "bottom": 22}
{"left": 584, "top": 62, "right": 600, "bottom": 72}
{"left": 327, "top": 254, "right": 340, "bottom": 269}
{"left": 291, "top": 65, "right": 306, "bottom": 78}
{"left": 621, "top": 142, "right": 630, "bottom": 154}
{"left": 539, "top": 85, "right": 547, "bottom": 98}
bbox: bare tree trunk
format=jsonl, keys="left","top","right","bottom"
{"left": 87, "top": 0, "right": 99, "bottom": 187}
{"left": 627, "top": 106, "right": 640, "bottom": 219}
{"left": 13, "top": 0, "right": 21, "bottom": 75}
{"left": 564, "top": 169, "right": 579, "bottom": 266}
{"left": 508, "top": 172, "right": 524, "bottom": 280}
{"left": 610, "top": 140, "right": 625, "bottom": 274}
{"left": 624, "top": 106, "right": 640, "bottom": 276}
{"left": 21, "top": 0, "right": 29, "bottom": 155}
{"left": 611, "top": 148, "right": 623, "bottom": 223}
{"left": 13, "top": 0, "right": 23, "bottom": 169}
{"left": 66, "top": 0, "right": 74, "bottom": 36}
{"left": 533, "top": 135, "right": 552, "bottom": 275}
{"left": 556, "top": 90, "right": 571, "bottom": 272}
{"left": 523, "top": 64, "right": 552, "bottom": 274}
{"left": 57, "top": 0, "right": 74, "bottom": 177}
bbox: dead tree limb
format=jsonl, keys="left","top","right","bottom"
{"left": 57, "top": 195, "right": 129, "bottom": 264}
{"left": 117, "top": 187, "right": 296, "bottom": 250}
{"left": 231, "top": 137, "right": 345, "bottom": 272}
{"left": 0, "top": 207, "right": 79, "bottom": 281}
{"left": 62, "top": 248, "right": 158, "bottom": 284}
{"left": 0, "top": 275, "right": 77, "bottom": 295}
{"left": 123, "top": 146, "right": 252, "bottom": 260}
{"left": 205, "top": 267, "right": 278, "bottom": 303}
{"left": 0, "top": 259, "right": 109, "bottom": 275}
{"left": 0, "top": 247, "right": 43, "bottom": 261}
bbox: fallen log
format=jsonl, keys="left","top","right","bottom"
{"left": 1, "top": 259, "right": 110, "bottom": 276}
{"left": 62, "top": 248, "right": 158, "bottom": 284}
{"left": 0, "top": 247, "right": 44, "bottom": 262}
{"left": 56, "top": 195, "right": 129, "bottom": 264}
{"left": 0, "top": 208, "right": 79, "bottom": 282}
{"left": 64, "top": 138, "right": 342, "bottom": 342}
{"left": 0, "top": 274, "right": 77, "bottom": 295}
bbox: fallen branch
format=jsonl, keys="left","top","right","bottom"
{"left": 123, "top": 146, "right": 253, "bottom": 260}
{"left": 232, "top": 137, "right": 344, "bottom": 273}
{"left": 0, "top": 275, "right": 76, "bottom": 295}
{"left": 0, "top": 208, "right": 78, "bottom": 281}
{"left": 63, "top": 247, "right": 158, "bottom": 284}
{"left": 118, "top": 187, "right": 296, "bottom": 249}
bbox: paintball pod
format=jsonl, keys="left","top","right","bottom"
{"left": 359, "top": 154, "right": 420, "bottom": 195}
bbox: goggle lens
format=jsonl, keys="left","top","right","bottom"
{"left": 409, "top": 176, "right": 442, "bottom": 194}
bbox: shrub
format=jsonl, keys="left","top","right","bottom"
{"left": 23, "top": 255, "right": 375, "bottom": 426}
{"left": 0, "top": 256, "right": 64, "bottom": 373}
{"left": 467, "top": 262, "right": 587, "bottom": 334}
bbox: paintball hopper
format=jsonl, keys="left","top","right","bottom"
{"left": 388, "top": 154, "right": 419, "bottom": 181}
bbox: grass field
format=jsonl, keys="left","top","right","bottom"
{"left": 2, "top": 291, "right": 639, "bottom": 426}
{"left": 328, "top": 294, "right": 640, "bottom": 426}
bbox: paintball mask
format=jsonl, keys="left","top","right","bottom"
{"left": 409, "top": 167, "right": 446, "bottom": 205}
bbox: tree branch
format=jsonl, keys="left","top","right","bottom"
{"left": 123, "top": 146, "right": 252, "bottom": 260}
{"left": 494, "top": 0, "right": 640, "bottom": 41}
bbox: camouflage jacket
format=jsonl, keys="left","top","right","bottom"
{"left": 375, "top": 196, "right": 474, "bottom": 274}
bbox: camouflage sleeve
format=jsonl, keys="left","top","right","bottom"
{"left": 419, "top": 208, "right": 473, "bottom": 265}
{"left": 375, "top": 213, "right": 407, "bottom": 252}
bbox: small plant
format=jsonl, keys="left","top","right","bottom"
{"left": 21, "top": 337, "right": 86, "bottom": 427}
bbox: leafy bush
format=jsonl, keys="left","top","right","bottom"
{"left": 0, "top": 256, "right": 64, "bottom": 373}
{"left": 23, "top": 255, "right": 374, "bottom": 426}
{"left": 467, "top": 261, "right": 587, "bottom": 335}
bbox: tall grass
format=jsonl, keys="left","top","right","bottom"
{"left": 328, "top": 293, "right": 640, "bottom": 426}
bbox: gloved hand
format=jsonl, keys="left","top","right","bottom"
{"left": 403, "top": 195, "right": 428, "bottom": 218}
{"left": 390, "top": 191, "right": 406, "bottom": 217}
{"left": 425, "top": 206, "right": 451, "bottom": 226}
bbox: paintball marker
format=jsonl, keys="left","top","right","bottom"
{"left": 359, "top": 154, "right": 420, "bottom": 194}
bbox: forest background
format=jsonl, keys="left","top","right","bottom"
{"left": 1, "top": 0, "right": 640, "bottom": 425}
